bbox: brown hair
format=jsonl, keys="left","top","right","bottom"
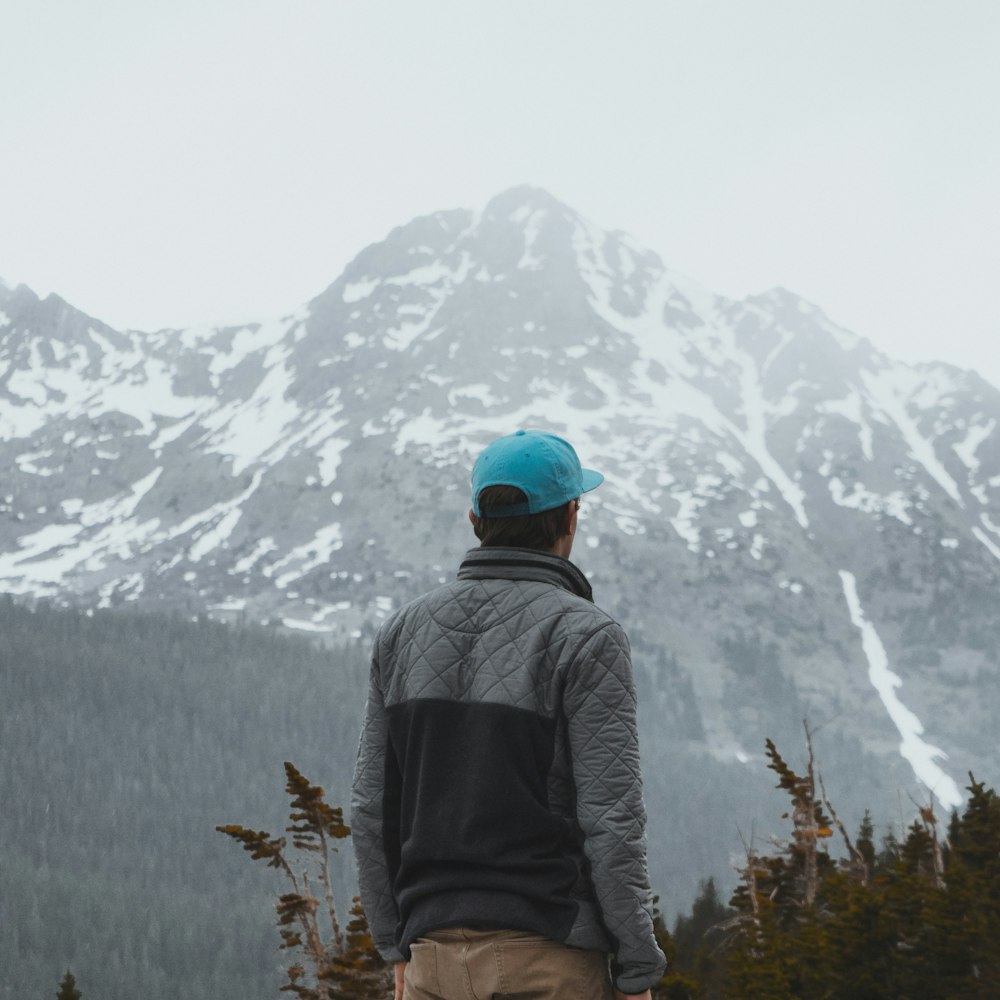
{"left": 472, "top": 485, "right": 574, "bottom": 551}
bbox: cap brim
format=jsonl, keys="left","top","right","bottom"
{"left": 580, "top": 468, "right": 604, "bottom": 494}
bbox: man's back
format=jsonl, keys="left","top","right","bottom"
{"left": 352, "top": 547, "right": 664, "bottom": 993}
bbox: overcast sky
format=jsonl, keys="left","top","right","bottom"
{"left": 3, "top": 1, "right": 999, "bottom": 385}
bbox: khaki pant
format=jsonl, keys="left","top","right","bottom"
{"left": 403, "top": 927, "right": 614, "bottom": 1000}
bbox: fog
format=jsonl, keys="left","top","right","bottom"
{"left": 2, "top": 1, "right": 998, "bottom": 385}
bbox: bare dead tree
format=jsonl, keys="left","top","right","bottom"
{"left": 217, "top": 762, "right": 391, "bottom": 1000}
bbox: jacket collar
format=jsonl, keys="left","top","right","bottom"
{"left": 457, "top": 547, "right": 594, "bottom": 602}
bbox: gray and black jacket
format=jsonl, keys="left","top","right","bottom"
{"left": 350, "top": 547, "right": 666, "bottom": 993}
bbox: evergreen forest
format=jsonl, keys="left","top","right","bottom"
{"left": 0, "top": 596, "right": 369, "bottom": 1000}
{"left": 3, "top": 597, "right": 999, "bottom": 999}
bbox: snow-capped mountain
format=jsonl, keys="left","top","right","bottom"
{"left": 3, "top": 186, "right": 999, "bottom": 841}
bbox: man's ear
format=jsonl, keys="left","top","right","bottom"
{"left": 468, "top": 509, "right": 476, "bottom": 525}
{"left": 566, "top": 501, "right": 578, "bottom": 536}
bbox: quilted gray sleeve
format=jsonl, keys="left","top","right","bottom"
{"left": 563, "top": 623, "right": 666, "bottom": 993}
{"left": 350, "top": 655, "right": 404, "bottom": 962}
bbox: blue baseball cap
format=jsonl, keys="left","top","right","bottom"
{"left": 471, "top": 430, "right": 604, "bottom": 517}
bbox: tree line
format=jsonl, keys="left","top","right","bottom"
{"left": 652, "top": 735, "right": 1000, "bottom": 998}
{"left": 0, "top": 596, "right": 369, "bottom": 1000}
{"left": 4, "top": 597, "right": 998, "bottom": 999}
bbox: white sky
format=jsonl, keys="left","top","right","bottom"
{"left": 3, "top": 1, "right": 999, "bottom": 386}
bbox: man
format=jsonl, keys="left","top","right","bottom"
{"left": 351, "top": 429, "right": 666, "bottom": 1000}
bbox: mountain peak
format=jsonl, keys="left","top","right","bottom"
{"left": 483, "top": 185, "right": 572, "bottom": 222}
{"left": 752, "top": 285, "right": 818, "bottom": 310}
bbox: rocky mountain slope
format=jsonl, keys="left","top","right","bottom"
{"left": 3, "top": 186, "right": 999, "bottom": 864}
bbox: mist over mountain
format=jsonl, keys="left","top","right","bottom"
{"left": 3, "top": 185, "right": 999, "bottom": 888}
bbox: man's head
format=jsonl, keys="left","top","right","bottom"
{"left": 468, "top": 430, "right": 604, "bottom": 555}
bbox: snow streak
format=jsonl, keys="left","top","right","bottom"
{"left": 839, "top": 570, "right": 962, "bottom": 810}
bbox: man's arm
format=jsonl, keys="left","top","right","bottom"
{"left": 350, "top": 654, "right": 405, "bottom": 963}
{"left": 563, "top": 623, "right": 666, "bottom": 994}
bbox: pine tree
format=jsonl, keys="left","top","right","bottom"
{"left": 942, "top": 775, "right": 1000, "bottom": 995}
{"left": 822, "top": 866, "right": 894, "bottom": 999}
{"left": 883, "top": 818, "right": 952, "bottom": 997}
{"left": 649, "top": 899, "right": 705, "bottom": 1000}
{"left": 725, "top": 834, "right": 802, "bottom": 999}
{"left": 56, "top": 970, "right": 82, "bottom": 1000}
{"left": 671, "top": 878, "right": 732, "bottom": 993}
{"left": 856, "top": 810, "right": 876, "bottom": 873}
